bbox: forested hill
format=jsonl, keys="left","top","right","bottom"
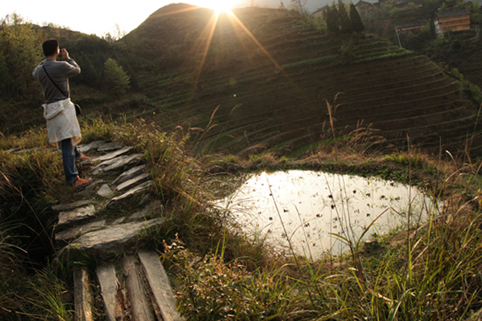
{"left": 1, "top": 4, "right": 481, "bottom": 157}
{"left": 121, "top": 4, "right": 482, "bottom": 157}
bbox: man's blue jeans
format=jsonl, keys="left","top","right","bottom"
{"left": 61, "top": 138, "right": 81, "bottom": 185}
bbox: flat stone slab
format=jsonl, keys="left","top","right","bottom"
{"left": 116, "top": 173, "right": 151, "bottom": 193}
{"left": 127, "top": 201, "right": 163, "bottom": 223}
{"left": 108, "top": 180, "right": 152, "bottom": 208}
{"left": 97, "top": 142, "right": 124, "bottom": 152}
{"left": 93, "top": 154, "right": 143, "bottom": 175}
{"left": 62, "top": 218, "right": 166, "bottom": 255}
{"left": 113, "top": 165, "right": 147, "bottom": 185}
{"left": 79, "top": 140, "right": 106, "bottom": 153}
{"left": 93, "top": 147, "right": 134, "bottom": 163}
{"left": 58, "top": 205, "right": 96, "bottom": 227}
{"left": 52, "top": 200, "right": 93, "bottom": 212}
{"left": 103, "top": 153, "right": 143, "bottom": 172}
{"left": 55, "top": 220, "right": 106, "bottom": 242}
{"left": 97, "top": 184, "right": 113, "bottom": 198}
{"left": 138, "top": 251, "right": 185, "bottom": 321}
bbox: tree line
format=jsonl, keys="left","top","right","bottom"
{"left": 325, "top": 0, "right": 365, "bottom": 33}
{"left": 0, "top": 14, "right": 132, "bottom": 102}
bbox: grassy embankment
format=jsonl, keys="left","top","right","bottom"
{"left": 1, "top": 115, "right": 482, "bottom": 320}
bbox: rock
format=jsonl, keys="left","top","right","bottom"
{"left": 55, "top": 220, "right": 106, "bottom": 243}
{"left": 92, "top": 154, "right": 144, "bottom": 175}
{"left": 52, "top": 200, "right": 93, "bottom": 212}
{"left": 113, "top": 165, "right": 147, "bottom": 185}
{"left": 57, "top": 205, "right": 96, "bottom": 227}
{"left": 92, "top": 147, "right": 134, "bottom": 163}
{"left": 127, "top": 201, "right": 163, "bottom": 223}
{"left": 97, "top": 142, "right": 124, "bottom": 152}
{"left": 103, "top": 154, "right": 143, "bottom": 172}
{"left": 61, "top": 218, "right": 166, "bottom": 256}
{"left": 79, "top": 140, "right": 106, "bottom": 153}
{"left": 116, "top": 173, "right": 151, "bottom": 193}
{"left": 107, "top": 180, "right": 152, "bottom": 208}
{"left": 97, "top": 184, "right": 113, "bottom": 198}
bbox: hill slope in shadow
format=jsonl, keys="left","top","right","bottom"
{"left": 123, "top": 4, "right": 481, "bottom": 157}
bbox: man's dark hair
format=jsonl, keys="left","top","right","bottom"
{"left": 42, "top": 39, "right": 59, "bottom": 57}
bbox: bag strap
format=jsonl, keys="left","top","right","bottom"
{"left": 42, "top": 65, "right": 68, "bottom": 98}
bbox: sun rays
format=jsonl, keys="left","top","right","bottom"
{"left": 154, "top": 4, "right": 293, "bottom": 101}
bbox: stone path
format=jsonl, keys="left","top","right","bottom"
{"left": 50, "top": 140, "right": 184, "bottom": 321}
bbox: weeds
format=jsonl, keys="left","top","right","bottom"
{"left": 164, "top": 237, "right": 301, "bottom": 320}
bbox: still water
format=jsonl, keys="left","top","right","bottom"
{"left": 218, "top": 170, "right": 440, "bottom": 258}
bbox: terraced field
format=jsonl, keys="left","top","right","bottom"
{"left": 126, "top": 4, "right": 481, "bottom": 157}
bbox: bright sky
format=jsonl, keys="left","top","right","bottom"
{"left": 1, "top": 1, "right": 248, "bottom": 37}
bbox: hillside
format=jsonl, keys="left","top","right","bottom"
{"left": 123, "top": 4, "right": 482, "bottom": 157}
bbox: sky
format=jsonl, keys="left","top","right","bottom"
{"left": 1, "top": 0, "right": 325, "bottom": 38}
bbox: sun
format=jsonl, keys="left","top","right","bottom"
{"left": 202, "top": 0, "right": 236, "bottom": 12}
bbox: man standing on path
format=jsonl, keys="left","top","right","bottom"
{"left": 32, "top": 39, "right": 91, "bottom": 189}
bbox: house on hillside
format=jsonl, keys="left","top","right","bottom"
{"left": 435, "top": 9, "right": 471, "bottom": 37}
{"left": 356, "top": 0, "right": 373, "bottom": 13}
{"left": 312, "top": 5, "right": 329, "bottom": 17}
{"left": 394, "top": 22, "right": 426, "bottom": 33}
{"left": 392, "top": 0, "right": 424, "bottom": 10}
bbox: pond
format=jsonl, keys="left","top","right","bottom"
{"left": 217, "top": 170, "right": 441, "bottom": 258}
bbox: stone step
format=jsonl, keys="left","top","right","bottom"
{"left": 60, "top": 217, "right": 165, "bottom": 258}
{"left": 92, "top": 146, "right": 134, "bottom": 163}
{"left": 92, "top": 154, "right": 144, "bottom": 175}
{"left": 97, "top": 141, "right": 124, "bottom": 152}
{"left": 73, "top": 267, "right": 94, "bottom": 321}
{"left": 123, "top": 256, "right": 156, "bottom": 321}
{"left": 138, "top": 251, "right": 185, "bottom": 321}
{"left": 107, "top": 180, "right": 152, "bottom": 208}
{"left": 57, "top": 205, "right": 96, "bottom": 229}
{"left": 78, "top": 140, "right": 106, "bottom": 153}
{"left": 116, "top": 172, "right": 151, "bottom": 193}
{"left": 52, "top": 200, "right": 93, "bottom": 212}
{"left": 55, "top": 220, "right": 106, "bottom": 243}
{"left": 113, "top": 164, "right": 148, "bottom": 185}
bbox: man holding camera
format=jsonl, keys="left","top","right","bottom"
{"left": 32, "top": 39, "right": 91, "bottom": 189}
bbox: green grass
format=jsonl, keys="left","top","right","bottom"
{"left": 2, "top": 117, "right": 482, "bottom": 319}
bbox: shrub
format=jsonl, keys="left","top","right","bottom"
{"left": 103, "top": 58, "right": 130, "bottom": 95}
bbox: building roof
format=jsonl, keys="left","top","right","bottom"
{"left": 394, "top": 22, "right": 426, "bottom": 30}
{"left": 437, "top": 9, "right": 470, "bottom": 18}
{"left": 356, "top": 0, "right": 372, "bottom": 5}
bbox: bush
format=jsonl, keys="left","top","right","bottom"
{"left": 103, "top": 58, "right": 130, "bottom": 95}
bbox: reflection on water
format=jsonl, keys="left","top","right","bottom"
{"left": 217, "top": 170, "right": 440, "bottom": 258}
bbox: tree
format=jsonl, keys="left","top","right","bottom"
{"left": 338, "top": 0, "right": 352, "bottom": 33}
{"left": 0, "top": 15, "right": 42, "bottom": 99}
{"left": 291, "top": 0, "right": 308, "bottom": 13}
{"left": 326, "top": 3, "right": 342, "bottom": 32}
{"left": 349, "top": 3, "right": 365, "bottom": 32}
{"left": 103, "top": 58, "right": 130, "bottom": 95}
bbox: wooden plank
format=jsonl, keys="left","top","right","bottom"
{"left": 73, "top": 267, "right": 94, "bottom": 321}
{"left": 95, "top": 264, "right": 117, "bottom": 321}
{"left": 122, "top": 256, "right": 155, "bottom": 321}
{"left": 138, "top": 251, "right": 185, "bottom": 321}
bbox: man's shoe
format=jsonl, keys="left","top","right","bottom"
{"left": 76, "top": 153, "right": 90, "bottom": 163}
{"left": 70, "top": 176, "right": 92, "bottom": 189}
